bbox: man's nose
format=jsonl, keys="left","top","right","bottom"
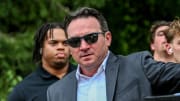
{"left": 57, "top": 42, "right": 65, "bottom": 49}
{"left": 79, "top": 39, "right": 90, "bottom": 50}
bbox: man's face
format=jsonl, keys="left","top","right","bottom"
{"left": 42, "top": 28, "right": 70, "bottom": 69}
{"left": 151, "top": 26, "right": 169, "bottom": 53}
{"left": 66, "top": 17, "right": 111, "bottom": 69}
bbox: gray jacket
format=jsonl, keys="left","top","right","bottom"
{"left": 47, "top": 51, "right": 180, "bottom": 101}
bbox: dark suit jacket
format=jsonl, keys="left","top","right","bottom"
{"left": 47, "top": 51, "right": 180, "bottom": 101}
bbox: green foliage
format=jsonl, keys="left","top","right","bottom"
{"left": 103, "top": 0, "right": 180, "bottom": 54}
{"left": 0, "top": 0, "right": 180, "bottom": 100}
{"left": 0, "top": 0, "right": 67, "bottom": 34}
{"left": 0, "top": 31, "right": 35, "bottom": 100}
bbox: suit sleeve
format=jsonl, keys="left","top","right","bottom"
{"left": 141, "top": 51, "right": 180, "bottom": 95}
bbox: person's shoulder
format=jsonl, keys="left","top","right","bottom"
{"left": 50, "top": 70, "right": 76, "bottom": 88}
{"left": 118, "top": 50, "right": 153, "bottom": 63}
{"left": 109, "top": 50, "right": 151, "bottom": 58}
{"left": 8, "top": 70, "right": 37, "bottom": 100}
{"left": 12, "top": 71, "right": 37, "bottom": 89}
{"left": 12, "top": 66, "right": 41, "bottom": 90}
{"left": 128, "top": 50, "right": 151, "bottom": 56}
{"left": 111, "top": 51, "right": 152, "bottom": 61}
{"left": 126, "top": 50, "right": 152, "bottom": 58}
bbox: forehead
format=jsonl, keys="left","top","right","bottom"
{"left": 173, "top": 33, "right": 180, "bottom": 40}
{"left": 175, "top": 31, "right": 180, "bottom": 36}
{"left": 155, "top": 26, "right": 169, "bottom": 33}
{"left": 171, "top": 35, "right": 180, "bottom": 45}
{"left": 67, "top": 17, "right": 101, "bottom": 37}
{"left": 46, "top": 28, "right": 66, "bottom": 40}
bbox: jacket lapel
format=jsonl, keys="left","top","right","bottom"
{"left": 106, "top": 52, "right": 121, "bottom": 101}
{"left": 64, "top": 71, "right": 78, "bottom": 101}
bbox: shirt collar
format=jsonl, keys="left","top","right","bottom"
{"left": 37, "top": 66, "right": 58, "bottom": 79}
{"left": 76, "top": 51, "right": 110, "bottom": 80}
{"left": 38, "top": 63, "right": 76, "bottom": 80}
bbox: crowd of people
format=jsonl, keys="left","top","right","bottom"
{"left": 8, "top": 7, "right": 180, "bottom": 101}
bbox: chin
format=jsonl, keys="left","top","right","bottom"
{"left": 54, "top": 62, "right": 67, "bottom": 67}
{"left": 81, "top": 61, "right": 95, "bottom": 67}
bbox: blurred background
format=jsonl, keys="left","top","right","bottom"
{"left": 0, "top": 0, "right": 180, "bottom": 100}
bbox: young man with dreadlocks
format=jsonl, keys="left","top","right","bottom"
{"left": 8, "top": 22, "right": 76, "bottom": 101}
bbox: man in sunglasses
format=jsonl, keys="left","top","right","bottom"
{"left": 47, "top": 7, "right": 180, "bottom": 101}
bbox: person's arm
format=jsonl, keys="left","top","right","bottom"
{"left": 142, "top": 51, "right": 180, "bottom": 95}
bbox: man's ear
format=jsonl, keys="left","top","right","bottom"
{"left": 150, "top": 43, "right": 155, "bottom": 51}
{"left": 105, "top": 31, "right": 112, "bottom": 47}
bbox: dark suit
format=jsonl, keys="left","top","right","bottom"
{"left": 47, "top": 51, "right": 180, "bottom": 101}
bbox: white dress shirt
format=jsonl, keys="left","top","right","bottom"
{"left": 76, "top": 51, "right": 110, "bottom": 101}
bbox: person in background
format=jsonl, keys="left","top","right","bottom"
{"left": 8, "top": 22, "right": 76, "bottom": 101}
{"left": 47, "top": 7, "right": 180, "bottom": 101}
{"left": 165, "top": 18, "right": 180, "bottom": 63}
{"left": 150, "top": 21, "right": 175, "bottom": 62}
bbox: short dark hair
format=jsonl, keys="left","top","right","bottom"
{"left": 150, "top": 21, "right": 170, "bottom": 43}
{"left": 32, "top": 22, "right": 65, "bottom": 63}
{"left": 64, "top": 7, "right": 109, "bottom": 34}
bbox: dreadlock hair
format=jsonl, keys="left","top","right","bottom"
{"left": 32, "top": 22, "right": 65, "bottom": 63}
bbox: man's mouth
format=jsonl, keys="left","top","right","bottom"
{"left": 56, "top": 53, "right": 65, "bottom": 58}
{"left": 80, "top": 53, "right": 92, "bottom": 58}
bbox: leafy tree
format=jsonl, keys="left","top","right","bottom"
{"left": 0, "top": 32, "right": 34, "bottom": 100}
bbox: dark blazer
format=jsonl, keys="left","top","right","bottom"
{"left": 47, "top": 51, "right": 180, "bottom": 101}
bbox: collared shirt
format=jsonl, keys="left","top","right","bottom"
{"left": 8, "top": 64, "right": 76, "bottom": 101}
{"left": 76, "top": 51, "right": 110, "bottom": 101}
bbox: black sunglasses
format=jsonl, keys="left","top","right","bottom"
{"left": 65, "top": 32, "right": 104, "bottom": 48}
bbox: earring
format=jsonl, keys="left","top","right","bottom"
{"left": 168, "top": 48, "right": 173, "bottom": 55}
{"left": 40, "top": 48, "right": 42, "bottom": 55}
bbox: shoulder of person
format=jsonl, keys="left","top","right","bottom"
{"left": 125, "top": 51, "right": 152, "bottom": 59}
{"left": 7, "top": 71, "right": 37, "bottom": 101}
{"left": 49, "top": 70, "right": 76, "bottom": 88}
